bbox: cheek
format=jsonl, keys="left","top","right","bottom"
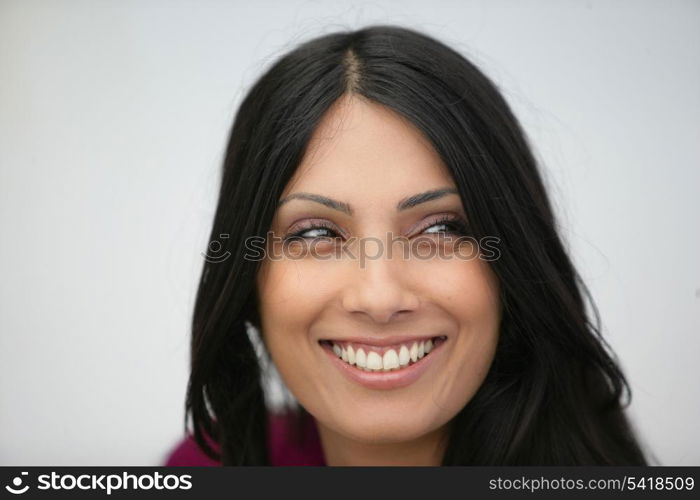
{"left": 258, "top": 259, "right": 337, "bottom": 306}
{"left": 417, "top": 254, "right": 500, "bottom": 320}
{"left": 256, "top": 260, "right": 333, "bottom": 381}
{"left": 258, "top": 260, "right": 335, "bottom": 327}
{"left": 419, "top": 259, "right": 501, "bottom": 405}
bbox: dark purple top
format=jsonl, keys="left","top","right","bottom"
{"left": 164, "top": 411, "right": 326, "bottom": 466}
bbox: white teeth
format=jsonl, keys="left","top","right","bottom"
{"left": 366, "top": 351, "right": 383, "bottom": 370}
{"left": 398, "top": 345, "right": 410, "bottom": 366}
{"left": 347, "top": 345, "right": 355, "bottom": 365}
{"left": 355, "top": 348, "right": 367, "bottom": 369}
{"left": 328, "top": 337, "right": 442, "bottom": 371}
{"left": 382, "top": 349, "right": 399, "bottom": 370}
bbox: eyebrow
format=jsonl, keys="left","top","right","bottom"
{"left": 277, "top": 187, "right": 459, "bottom": 215}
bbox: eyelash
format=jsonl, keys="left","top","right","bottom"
{"left": 283, "top": 215, "right": 470, "bottom": 241}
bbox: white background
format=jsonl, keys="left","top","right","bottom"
{"left": 1, "top": 0, "right": 698, "bottom": 465}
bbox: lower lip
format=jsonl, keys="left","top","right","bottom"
{"left": 320, "top": 338, "right": 447, "bottom": 390}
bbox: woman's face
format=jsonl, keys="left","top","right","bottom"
{"left": 256, "top": 95, "right": 501, "bottom": 446}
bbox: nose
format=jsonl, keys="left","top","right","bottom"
{"left": 340, "top": 240, "right": 420, "bottom": 324}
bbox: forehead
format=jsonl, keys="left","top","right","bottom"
{"left": 281, "top": 95, "right": 455, "bottom": 200}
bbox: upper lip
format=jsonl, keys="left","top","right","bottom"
{"left": 319, "top": 334, "right": 443, "bottom": 347}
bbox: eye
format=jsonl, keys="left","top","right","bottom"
{"left": 421, "top": 215, "right": 470, "bottom": 236}
{"left": 283, "top": 220, "right": 341, "bottom": 241}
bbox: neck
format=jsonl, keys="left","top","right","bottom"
{"left": 316, "top": 421, "right": 450, "bottom": 466}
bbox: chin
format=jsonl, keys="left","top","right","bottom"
{"left": 331, "top": 409, "right": 440, "bottom": 444}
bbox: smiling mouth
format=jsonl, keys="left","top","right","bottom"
{"left": 318, "top": 336, "right": 447, "bottom": 372}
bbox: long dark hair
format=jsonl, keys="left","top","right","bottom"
{"left": 184, "top": 24, "right": 651, "bottom": 465}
